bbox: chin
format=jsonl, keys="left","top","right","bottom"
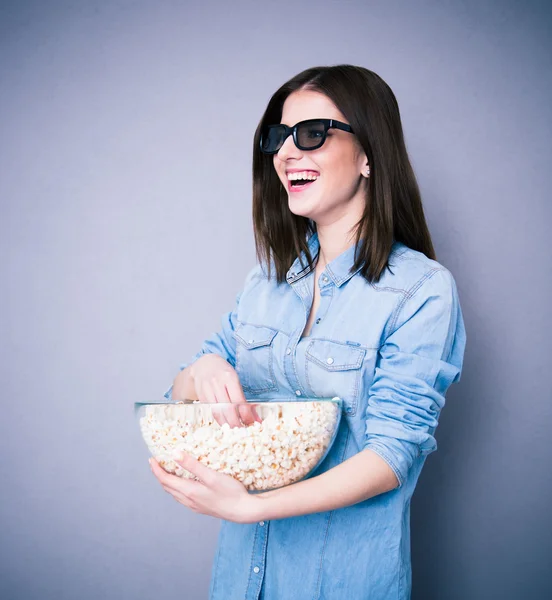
{"left": 287, "top": 196, "right": 319, "bottom": 221}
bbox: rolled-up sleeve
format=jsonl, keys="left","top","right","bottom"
{"left": 164, "top": 265, "right": 260, "bottom": 401}
{"left": 362, "top": 267, "right": 467, "bottom": 487}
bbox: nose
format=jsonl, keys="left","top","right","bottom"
{"left": 276, "top": 132, "right": 303, "bottom": 161}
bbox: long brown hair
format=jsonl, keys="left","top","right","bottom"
{"left": 252, "top": 64, "right": 436, "bottom": 284}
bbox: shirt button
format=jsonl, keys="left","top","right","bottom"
{"left": 295, "top": 390, "right": 302, "bottom": 396}
{"left": 259, "top": 521, "right": 265, "bottom": 526}
{"left": 248, "top": 339, "right": 254, "bottom": 344}
{"left": 316, "top": 318, "right": 321, "bottom": 324}
{"left": 253, "top": 566, "right": 260, "bottom": 574}
{"left": 322, "top": 276, "right": 329, "bottom": 283}
{"left": 286, "top": 348, "right": 292, "bottom": 355}
{"left": 326, "top": 357, "right": 334, "bottom": 365}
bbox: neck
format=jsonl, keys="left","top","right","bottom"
{"left": 316, "top": 223, "right": 357, "bottom": 268}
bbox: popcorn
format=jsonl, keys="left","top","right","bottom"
{"left": 139, "top": 401, "right": 339, "bottom": 491}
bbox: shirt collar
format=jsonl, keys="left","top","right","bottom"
{"left": 286, "top": 232, "right": 406, "bottom": 287}
{"left": 325, "top": 240, "right": 364, "bottom": 287}
{"left": 286, "top": 233, "right": 320, "bottom": 284}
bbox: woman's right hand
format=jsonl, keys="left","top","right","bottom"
{"left": 172, "top": 354, "right": 261, "bottom": 428}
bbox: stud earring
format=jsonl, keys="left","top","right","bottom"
{"left": 365, "top": 165, "right": 370, "bottom": 177}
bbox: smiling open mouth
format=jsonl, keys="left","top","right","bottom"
{"left": 291, "top": 179, "right": 313, "bottom": 187}
{"left": 289, "top": 179, "right": 317, "bottom": 193}
{"left": 287, "top": 172, "right": 319, "bottom": 192}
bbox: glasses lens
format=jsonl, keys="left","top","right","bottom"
{"left": 261, "top": 125, "right": 287, "bottom": 153}
{"left": 296, "top": 121, "right": 326, "bottom": 149}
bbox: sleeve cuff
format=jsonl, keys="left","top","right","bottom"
{"left": 363, "top": 438, "right": 409, "bottom": 488}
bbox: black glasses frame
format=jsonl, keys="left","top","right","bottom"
{"left": 259, "top": 118, "right": 354, "bottom": 155}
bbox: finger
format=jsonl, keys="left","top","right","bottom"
{"left": 161, "top": 483, "right": 197, "bottom": 510}
{"left": 163, "top": 474, "right": 202, "bottom": 498}
{"left": 225, "top": 377, "right": 262, "bottom": 426}
{"left": 174, "top": 452, "right": 217, "bottom": 487}
{"left": 224, "top": 372, "right": 247, "bottom": 403}
{"left": 212, "top": 378, "right": 242, "bottom": 428}
{"left": 193, "top": 375, "right": 207, "bottom": 402}
{"left": 150, "top": 457, "right": 180, "bottom": 488}
{"left": 151, "top": 458, "right": 202, "bottom": 498}
{"left": 238, "top": 402, "right": 262, "bottom": 426}
{"left": 150, "top": 457, "right": 195, "bottom": 493}
{"left": 201, "top": 380, "right": 230, "bottom": 427}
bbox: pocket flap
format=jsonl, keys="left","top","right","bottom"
{"left": 306, "top": 340, "right": 366, "bottom": 371}
{"left": 235, "top": 323, "right": 278, "bottom": 349}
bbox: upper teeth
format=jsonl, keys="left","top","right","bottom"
{"left": 287, "top": 171, "right": 319, "bottom": 181}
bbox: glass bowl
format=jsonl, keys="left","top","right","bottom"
{"left": 135, "top": 397, "right": 342, "bottom": 492}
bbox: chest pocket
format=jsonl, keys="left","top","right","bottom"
{"left": 305, "top": 340, "right": 366, "bottom": 416}
{"left": 234, "top": 323, "right": 279, "bottom": 395}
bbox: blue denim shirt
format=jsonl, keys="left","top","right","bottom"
{"left": 165, "top": 232, "right": 466, "bottom": 600}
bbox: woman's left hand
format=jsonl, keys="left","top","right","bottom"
{"left": 149, "top": 453, "right": 260, "bottom": 524}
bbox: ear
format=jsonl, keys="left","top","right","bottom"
{"left": 357, "top": 147, "right": 370, "bottom": 179}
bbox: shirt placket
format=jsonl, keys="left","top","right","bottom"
{"left": 245, "top": 520, "right": 269, "bottom": 600}
{"left": 283, "top": 269, "right": 334, "bottom": 397}
{"left": 279, "top": 268, "right": 309, "bottom": 397}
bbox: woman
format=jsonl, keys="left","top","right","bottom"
{"left": 150, "top": 64, "right": 467, "bottom": 600}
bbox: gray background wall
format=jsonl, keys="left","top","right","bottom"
{"left": 1, "top": 1, "right": 550, "bottom": 598}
